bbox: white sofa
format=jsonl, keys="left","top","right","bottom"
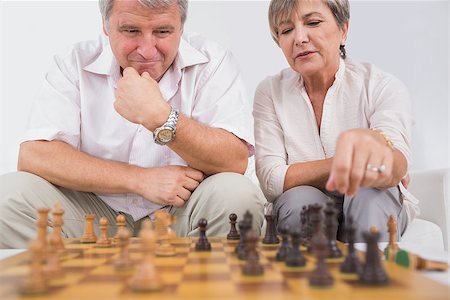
{"left": 403, "top": 169, "right": 449, "bottom": 251}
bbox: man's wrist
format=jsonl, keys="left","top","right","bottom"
{"left": 153, "top": 106, "right": 179, "bottom": 145}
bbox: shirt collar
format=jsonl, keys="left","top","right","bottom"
{"left": 82, "top": 33, "right": 209, "bottom": 77}
{"left": 177, "top": 34, "right": 209, "bottom": 69}
{"left": 83, "top": 34, "right": 116, "bottom": 76}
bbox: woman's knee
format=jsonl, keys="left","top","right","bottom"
{"left": 274, "top": 185, "right": 329, "bottom": 228}
{"left": 345, "top": 187, "right": 401, "bottom": 216}
{"left": 275, "top": 186, "right": 329, "bottom": 213}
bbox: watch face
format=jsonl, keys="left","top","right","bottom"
{"left": 157, "top": 128, "right": 174, "bottom": 143}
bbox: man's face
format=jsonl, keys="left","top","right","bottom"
{"left": 104, "top": 0, "right": 183, "bottom": 81}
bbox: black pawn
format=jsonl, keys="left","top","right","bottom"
{"left": 359, "top": 227, "right": 389, "bottom": 286}
{"left": 340, "top": 216, "right": 361, "bottom": 274}
{"left": 195, "top": 218, "right": 211, "bottom": 251}
{"left": 275, "top": 224, "right": 290, "bottom": 261}
{"left": 285, "top": 227, "right": 306, "bottom": 267}
{"left": 262, "top": 214, "right": 279, "bottom": 244}
{"left": 242, "top": 229, "right": 264, "bottom": 276}
{"left": 324, "top": 202, "right": 342, "bottom": 258}
{"left": 227, "top": 213, "right": 240, "bottom": 240}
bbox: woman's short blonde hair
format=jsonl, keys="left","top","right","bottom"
{"left": 268, "top": 0, "right": 350, "bottom": 44}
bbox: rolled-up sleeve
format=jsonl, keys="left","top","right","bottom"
{"left": 253, "top": 79, "right": 289, "bottom": 202}
{"left": 369, "top": 75, "right": 412, "bottom": 165}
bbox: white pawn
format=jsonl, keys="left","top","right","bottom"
{"left": 129, "top": 220, "right": 163, "bottom": 292}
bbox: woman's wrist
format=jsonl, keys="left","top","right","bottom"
{"left": 371, "top": 128, "right": 394, "bottom": 151}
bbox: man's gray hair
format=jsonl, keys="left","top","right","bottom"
{"left": 99, "top": 0, "right": 188, "bottom": 27}
{"left": 268, "top": 0, "right": 349, "bottom": 57}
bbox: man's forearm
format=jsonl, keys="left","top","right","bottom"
{"left": 168, "top": 114, "right": 248, "bottom": 175}
{"left": 18, "top": 140, "right": 142, "bottom": 194}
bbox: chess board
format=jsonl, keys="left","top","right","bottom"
{"left": 0, "top": 237, "right": 448, "bottom": 300}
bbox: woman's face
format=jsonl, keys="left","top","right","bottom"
{"left": 277, "top": 0, "right": 348, "bottom": 79}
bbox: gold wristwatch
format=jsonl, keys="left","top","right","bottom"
{"left": 153, "top": 107, "right": 179, "bottom": 145}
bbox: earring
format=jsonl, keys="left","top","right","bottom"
{"left": 339, "top": 44, "right": 347, "bottom": 59}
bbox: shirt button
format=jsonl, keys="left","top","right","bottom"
{"left": 132, "top": 198, "right": 139, "bottom": 204}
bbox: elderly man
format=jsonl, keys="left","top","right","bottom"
{"left": 0, "top": 0, "right": 265, "bottom": 248}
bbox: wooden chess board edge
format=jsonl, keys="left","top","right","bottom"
{"left": 0, "top": 251, "right": 29, "bottom": 270}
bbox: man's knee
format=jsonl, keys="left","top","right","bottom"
{"left": 0, "top": 172, "right": 46, "bottom": 248}
{"left": 0, "top": 171, "right": 45, "bottom": 212}
{"left": 196, "top": 172, "right": 266, "bottom": 231}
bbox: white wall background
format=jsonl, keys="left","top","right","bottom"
{"left": 0, "top": 0, "right": 448, "bottom": 175}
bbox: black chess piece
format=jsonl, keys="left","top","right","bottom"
{"left": 285, "top": 227, "right": 306, "bottom": 267}
{"left": 235, "top": 220, "right": 246, "bottom": 254}
{"left": 324, "top": 202, "right": 342, "bottom": 258}
{"left": 195, "top": 218, "right": 211, "bottom": 251}
{"left": 309, "top": 209, "right": 334, "bottom": 287}
{"left": 237, "top": 220, "right": 252, "bottom": 260}
{"left": 340, "top": 216, "right": 362, "bottom": 274}
{"left": 242, "top": 229, "right": 264, "bottom": 276}
{"left": 227, "top": 213, "right": 240, "bottom": 240}
{"left": 359, "top": 227, "right": 389, "bottom": 286}
{"left": 275, "top": 223, "right": 290, "bottom": 261}
{"left": 262, "top": 214, "right": 279, "bottom": 244}
{"left": 307, "top": 204, "right": 326, "bottom": 255}
{"left": 236, "top": 211, "right": 253, "bottom": 260}
{"left": 243, "top": 210, "right": 253, "bottom": 228}
{"left": 300, "top": 205, "right": 309, "bottom": 247}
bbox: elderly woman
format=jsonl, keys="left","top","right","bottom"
{"left": 254, "top": 0, "right": 419, "bottom": 242}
